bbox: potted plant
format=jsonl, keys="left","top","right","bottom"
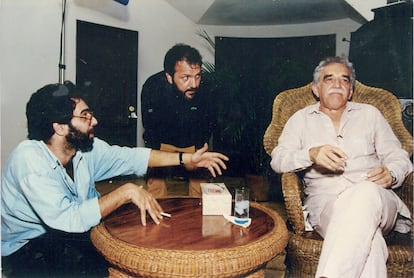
{"left": 198, "top": 30, "right": 245, "bottom": 177}
{"left": 198, "top": 30, "right": 270, "bottom": 200}
{"left": 238, "top": 82, "right": 272, "bottom": 201}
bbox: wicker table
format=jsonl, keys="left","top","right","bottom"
{"left": 91, "top": 198, "right": 288, "bottom": 278}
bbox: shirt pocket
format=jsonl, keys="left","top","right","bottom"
{"left": 343, "top": 132, "right": 375, "bottom": 159}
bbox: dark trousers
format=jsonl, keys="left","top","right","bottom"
{"left": 2, "top": 230, "right": 108, "bottom": 278}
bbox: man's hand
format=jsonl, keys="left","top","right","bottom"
{"left": 189, "top": 143, "right": 229, "bottom": 177}
{"left": 127, "top": 184, "right": 164, "bottom": 226}
{"left": 366, "top": 166, "right": 394, "bottom": 188}
{"left": 309, "top": 145, "right": 348, "bottom": 172}
{"left": 99, "top": 183, "right": 164, "bottom": 226}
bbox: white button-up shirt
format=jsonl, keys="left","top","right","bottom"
{"left": 271, "top": 102, "right": 412, "bottom": 228}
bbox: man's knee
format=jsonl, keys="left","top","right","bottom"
{"left": 356, "top": 182, "right": 384, "bottom": 205}
{"left": 340, "top": 182, "right": 385, "bottom": 216}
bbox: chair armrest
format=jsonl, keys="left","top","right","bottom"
{"left": 398, "top": 172, "right": 413, "bottom": 214}
{"left": 393, "top": 172, "right": 413, "bottom": 238}
{"left": 281, "top": 172, "right": 306, "bottom": 235}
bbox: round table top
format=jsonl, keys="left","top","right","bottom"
{"left": 102, "top": 197, "right": 276, "bottom": 251}
{"left": 91, "top": 197, "right": 288, "bottom": 278}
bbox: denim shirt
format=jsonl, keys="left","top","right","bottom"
{"left": 1, "top": 138, "right": 151, "bottom": 256}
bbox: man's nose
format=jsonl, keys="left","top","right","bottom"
{"left": 333, "top": 78, "right": 341, "bottom": 87}
{"left": 189, "top": 77, "right": 196, "bottom": 88}
{"left": 91, "top": 116, "right": 98, "bottom": 126}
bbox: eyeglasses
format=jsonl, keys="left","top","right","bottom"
{"left": 72, "top": 111, "right": 94, "bottom": 121}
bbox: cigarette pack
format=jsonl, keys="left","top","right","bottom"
{"left": 201, "top": 183, "right": 232, "bottom": 215}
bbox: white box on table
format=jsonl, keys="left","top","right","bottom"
{"left": 202, "top": 215, "right": 232, "bottom": 236}
{"left": 201, "top": 183, "right": 232, "bottom": 216}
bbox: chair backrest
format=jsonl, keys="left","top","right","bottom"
{"left": 263, "top": 82, "right": 315, "bottom": 156}
{"left": 263, "top": 80, "right": 413, "bottom": 156}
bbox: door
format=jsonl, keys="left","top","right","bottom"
{"left": 76, "top": 20, "right": 138, "bottom": 147}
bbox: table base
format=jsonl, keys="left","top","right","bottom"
{"left": 92, "top": 199, "right": 288, "bottom": 278}
{"left": 108, "top": 267, "right": 266, "bottom": 278}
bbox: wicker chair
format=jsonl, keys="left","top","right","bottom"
{"left": 263, "top": 81, "right": 413, "bottom": 277}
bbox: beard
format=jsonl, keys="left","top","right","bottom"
{"left": 66, "top": 122, "right": 94, "bottom": 152}
{"left": 172, "top": 83, "right": 198, "bottom": 101}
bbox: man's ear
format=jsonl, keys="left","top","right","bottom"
{"left": 348, "top": 88, "right": 354, "bottom": 100}
{"left": 165, "top": 72, "right": 173, "bottom": 84}
{"left": 53, "top": 123, "right": 66, "bottom": 136}
{"left": 312, "top": 84, "right": 320, "bottom": 98}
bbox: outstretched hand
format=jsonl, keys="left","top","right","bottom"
{"left": 190, "top": 143, "right": 229, "bottom": 177}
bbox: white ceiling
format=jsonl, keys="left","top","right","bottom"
{"left": 165, "top": 0, "right": 389, "bottom": 26}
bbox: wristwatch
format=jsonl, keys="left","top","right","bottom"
{"left": 390, "top": 170, "right": 398, "bottom": 186}
{"left": 179, "top": 152, "right": 185, "bottom": 166}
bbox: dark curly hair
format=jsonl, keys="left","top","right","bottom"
{"left": 163, "top": 43, "right": 202, "bottom": 76}
{"left": 26, "top": 81, "right": 83, "bottom": 142}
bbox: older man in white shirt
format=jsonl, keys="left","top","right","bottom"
{"left": 270, "top": 56, "right": 412, "bottom": 278}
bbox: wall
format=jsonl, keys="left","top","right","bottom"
{"left": 200, "top": 18, "right": 361, "bottom": 58}
{"left": 0, "top": 0, "right": 209, "bottom": 167}
{"left": 0, "top": 0, "right": 369, "bottom": 168}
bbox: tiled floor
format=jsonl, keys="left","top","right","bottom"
{"left": 95, "top": 175, "right": 288, "bottom": 278}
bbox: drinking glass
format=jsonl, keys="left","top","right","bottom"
{"left": 234, "top": 187, "right": 249, "bottom": 218}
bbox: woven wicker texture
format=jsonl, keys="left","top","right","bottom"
{"left": 107, "top": 267, "right": 266, "bottom": 278}
{"left": 91, "top": 202, "right": 288, "bottom": 278}
{"left": 263, "top": 81, "right": 413, "bottom": 277}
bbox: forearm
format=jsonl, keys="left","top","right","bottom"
{"left": 98, "top": 182, "right": 163, "bottom": 225}
{"left": 375, "top": 111, "right": 413, "bottom": 188}
{"left": 148, "top": 149, "right": 192, "bottom": 168}
{"left": 149, "top": 144, "right": 228, "bottom": 178}
{"left": 98, "top": 184, "right": 134, "bottom": 218}
{"left": 270, "top": 113, "right": 313, "bottom": 173}
{"left": 270, "top": 146, "right": 312, "bottom": 173}
{"left": 385, "top": 158, "right": 413, "bottom": 189}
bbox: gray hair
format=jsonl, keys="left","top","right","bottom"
{"left": 313, "top": 56, "right": 356, "bottom": 90}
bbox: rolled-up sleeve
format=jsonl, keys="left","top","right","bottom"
{"left": 89, "top": 138, "right": 151, "bottom": 182}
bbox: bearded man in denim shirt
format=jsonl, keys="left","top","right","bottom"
{"left": 1, "top": 81, "right": 228, "bottom": 277}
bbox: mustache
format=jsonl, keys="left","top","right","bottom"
{"left": 328, "top": 89, "right": 346, "bottom": 95}
{"left": 184, "top": 88, "right": 198, "bottom": 94}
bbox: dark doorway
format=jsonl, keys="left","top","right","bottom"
{"left": 213, "top": 35, "right": 336, "bottom": 176}
{"left": 76, "top": 20, "right": 138, "bottom": 147}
